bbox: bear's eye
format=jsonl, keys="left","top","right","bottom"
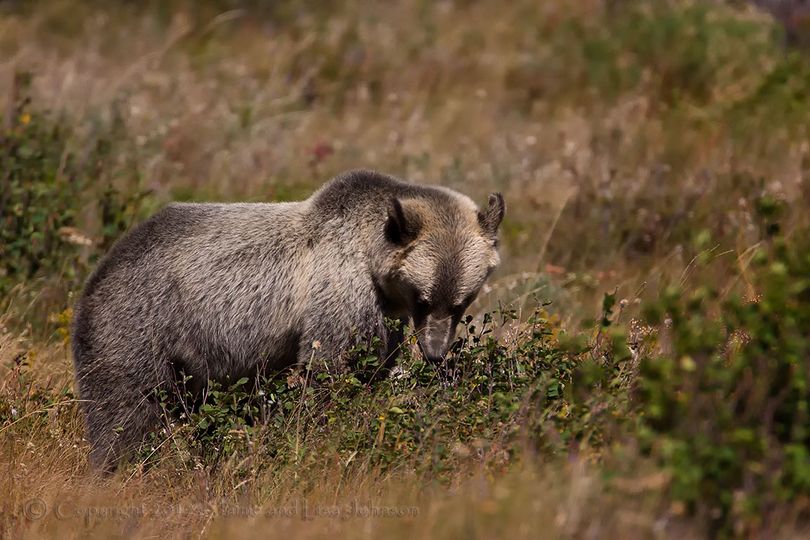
{"left": 414, "top": 293, "right": 430, "bottom": 313}
{"left": 453, "top": 294, "right": 476, "bottom": 314}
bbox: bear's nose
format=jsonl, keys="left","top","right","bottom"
{"left": 418, "top": 316, "right": 454, "bottom": 363}
{"left": 421, "top": 343, "right": 446, "bottom": 363}
{"left": 418, "top": 341, "right": 446, "bottom": 364}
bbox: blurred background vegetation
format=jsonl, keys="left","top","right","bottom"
{"left": 1, "top": 0, "right": 809, "bottom": 537}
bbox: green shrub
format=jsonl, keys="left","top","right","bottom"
{"left": 140, "top": 306, "right": 633, "bottom": 480}
{"left": 638, "top": 226, "right": 810, "bottom": 535}
{"left": 0, "top": 72, "right": 148, "bottom": 325}
{"left": 1, "top": 72, "right": 84, "bottom": 291}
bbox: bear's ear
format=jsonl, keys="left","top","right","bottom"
{"left": 385, "top": 197, "right": 421, "bottom": 246}
{"left": 478, "top": 193, "right": 505, "bottom": 239}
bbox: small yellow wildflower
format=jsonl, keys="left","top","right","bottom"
{"left": 19, "top": 113, "right": 31, "bottom": 126}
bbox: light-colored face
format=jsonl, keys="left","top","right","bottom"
{"left": 401, "top": 231, "right": 499, "bottom": 362}
{"left": 381, "top": 192, "right": 505, "bottom": 363}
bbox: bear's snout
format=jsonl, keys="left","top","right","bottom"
{"left": 417, "top": 315, "right": 455, "bottom": 363}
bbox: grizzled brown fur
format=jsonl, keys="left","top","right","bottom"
{"left": 71, "top": 170, "right": 504, "bottom": 470}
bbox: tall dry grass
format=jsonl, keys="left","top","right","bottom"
{"left": 3, "top": 0, "right": 810, "bottom": 537}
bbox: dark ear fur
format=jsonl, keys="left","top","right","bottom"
{"left": 478, "top": 193, "right": 505, "bottom": 238}
{"left": 385, "top": 197, "right": 421, "bottom": 245}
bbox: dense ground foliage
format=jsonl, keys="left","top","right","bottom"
{"left": 1, "top": 1, "right": 809, "bottom": 537}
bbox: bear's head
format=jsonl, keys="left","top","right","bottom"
{"left": 376, "top": 190, "right": 505, "bottom": 363}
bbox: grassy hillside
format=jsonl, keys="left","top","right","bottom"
{"left": 1, "top": 1, "right": 809, "bottom": 537}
